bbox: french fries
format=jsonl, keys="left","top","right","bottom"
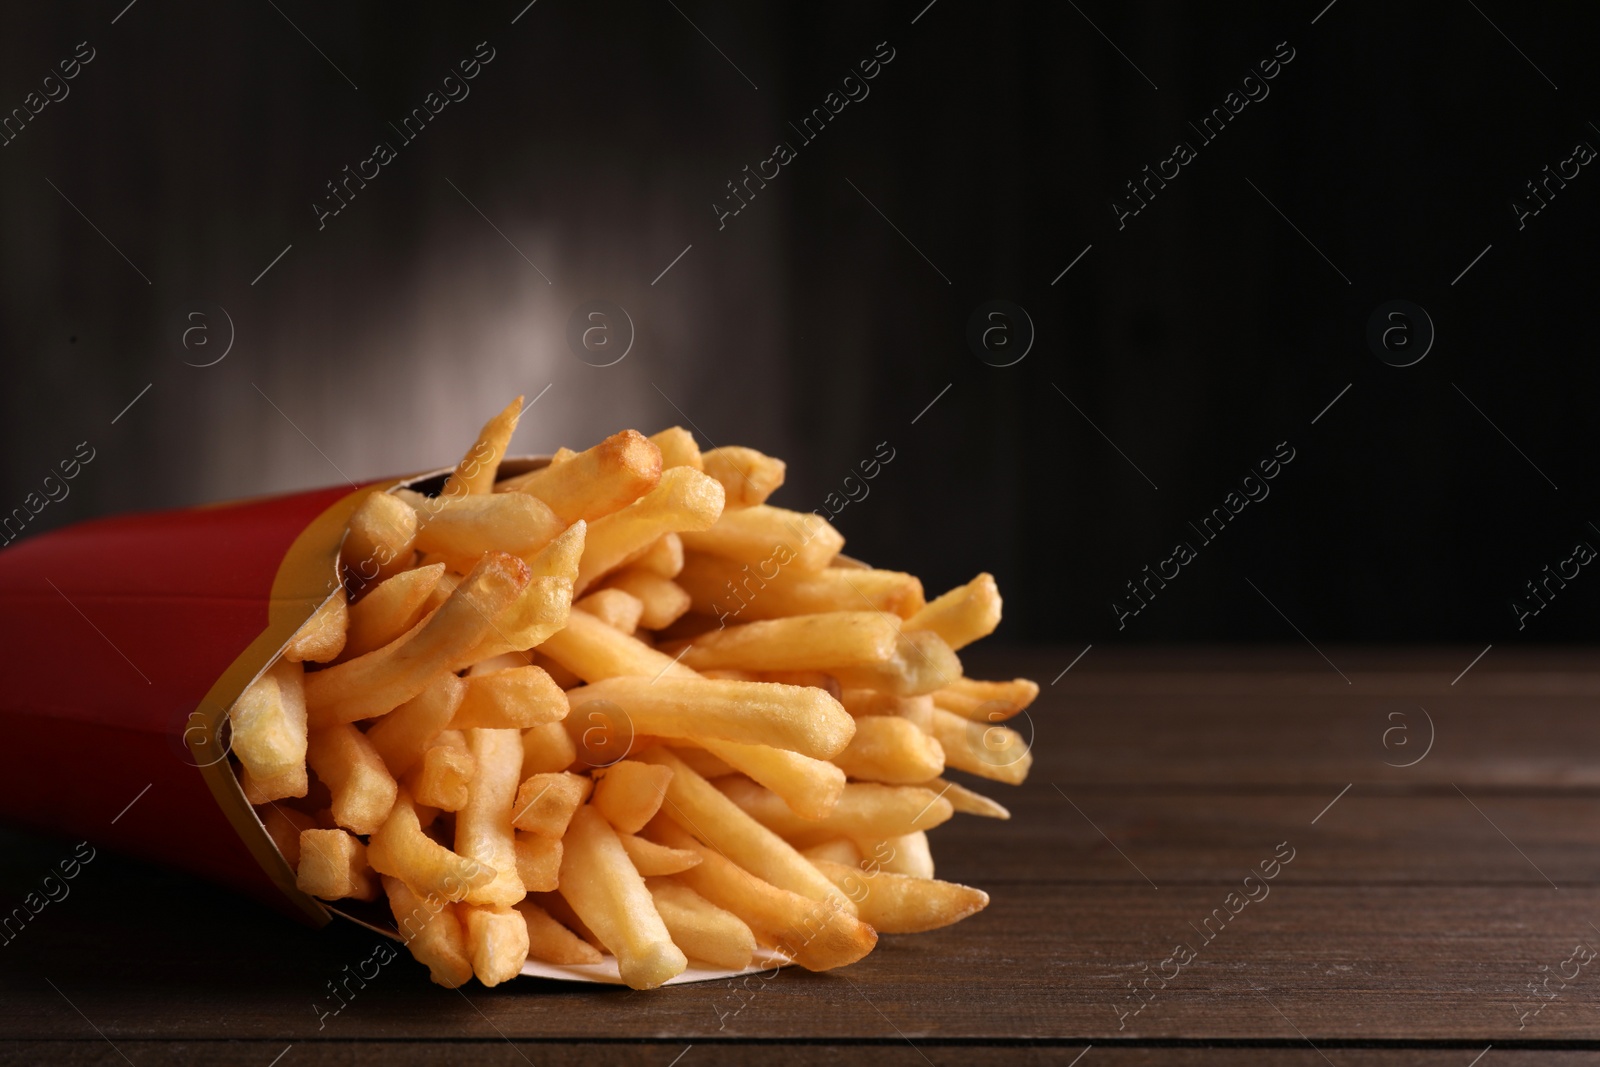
{"left": 232, "top": 402, "right": 1033, "bottom": 990}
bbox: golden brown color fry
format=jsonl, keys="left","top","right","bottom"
{"left": 443, "top": 395, "right": 522, "bottom": 498}
{"left": 855, "top": 830, "right": 935, "bottom": 878}
{"left": 520, "top": 721, "right": 579, "bottom": 777}
{"left": 513, "top": 831, "right": 563, "bottom": 892}
{"left": 696, "top": 738, "right": 844, "bottom": 820}
{"left": 241, "top": 763, "right": 308, "bottom": 805}
{"left": 644, "top": 819, "right": 876, "bottom": 972}
{"left": 903, "top": 573, "right": 1001, "bottom": 651}
{"left": 590, "top": 759, "right": 673, "bottom": 834}
{"left": 339, "top": 564, "right": 444, "bottom": 662}
{"left": 916, "top": 776, "right": 1011, "bottom": 820}
{"left": 648, "top": 426, "right": 702, "bottom": 471}
{"left": 500, "top": 430, "right": 662, "bottom": 524}
{"left": 284, "top": 591, "right": 347, "bottom": 664}
{"left": 813, "top": 860, "right": 988, "bottom": 934}
{"left": 456, "top": 729, "right": 527, "bottom": 907}
{"left": 384, "top": 876, "right": 474, "bottom": 988}
{"left": 295, "top": 828, "right": 377, "bottom": 901}
{"left": 667, "top": 611, "right": 900, "bottom": 673}
{"left": 408, "top": 741, "right": 477, "bottom": 811}
{"left": 931, "top": 676, "right": 1040, "bottom": 722}
{"left": 566, "top": 677, "right": 856, "bottom": 761}
{"left": 260, "top": 805, "right": 317, "bottom": 869}
{"left": 539, "top": 609, "right": 699, "bottom": 684}
{"left": 630, "top": 533, "right": 685, "bottom": 578}
{"left": 830, "top": 630, "right": 962, "bottom": 697}
{"left": 700, "top": 446, "right": 785, "bottom": 509}
{"left": 342, "top": 491, "right": 417, "bottom": 589}
{"left": 618, "top": 832, "right": 702, "bottom": 876}
{"left": 676, "top": 553, "right": 924, "bottom": 622}
{"left": 452, "top": 665, "right": 568, "bottom": 730}
{"left": 368, "top": 790, "right": 492, "bottom": 902}
{"left": 455, "top": 575, "right": 573, "bottom": 668}
{"left": 719, "top": 777, "right": 953, "bottom": 843}
{"left": 559, "top": 805, "right": 687, "bottom": 989}
{"left": 400, "top": 489, "right": 565, "bottom": 574}
{"left": 365, "top": 674, "right": 466, "bottom": 777}
{"left": 512, "top": 771, "right": 592, "bottom": 837}
{"left": 576, "top": 467, "right": 725, "bottom": 593}
{"left": 462, "top": 903, "right": 530, "bottom": 987}
{"left": 831, "top": 714, "right": 946, "bottom": 784}
{"left": 517, "top": 899, "right": 603, "bottom": 965}
{"left": 306, "top": 723, "right": 398, "bottom": 836}
{"left": 800, "top": 839, "right": 863, "bottom": 866}
{"left": 306, "top": 552, "right": 531, "bottom": 726}
{"left": 647, "top": 878, "right": 756, "bottom": 969}
{"left": 574, "top": 588, "right": 644, "bottom": 634}
{"left": 638, "top": 748, "right": 851, "bottom": 910}
{"left": 679, "top": 505, "right": 843, "bottom": 574}
{"left": 599, "top": 569, "right": 691, "bottom": 630}
{"left": 229, "top": 659, "right": 308, "bottom": 782}
{"left": 928, "top": 706, "right": 1033, "bottom": 785}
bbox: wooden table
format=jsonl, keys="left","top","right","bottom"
{"left": 4, "top": 646, "right": 1599, "bottom": 1065}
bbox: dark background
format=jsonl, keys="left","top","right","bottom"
{"left": 1, "top": 0, "right": 1594, "bottom": 646}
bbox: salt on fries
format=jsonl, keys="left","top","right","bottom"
{"left": 229, "top": 398, "right": 1033, "bottom": 988}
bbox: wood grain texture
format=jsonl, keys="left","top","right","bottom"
{"left": 3, "top": 647, "right": 1599, "bottom": 1060}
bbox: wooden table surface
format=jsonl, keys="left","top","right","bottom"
{"left": 4, "top": 645, "right": 1600, "bottom": 1065}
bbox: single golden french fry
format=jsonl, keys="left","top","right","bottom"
{"left": 559, "top": 805, "right": 687, "bottom": 990}
{"left": 813, "top": 861, "right": 988, "bottom": 934}
{"left": 618, "top": 832, "right": 702, "bottom": 876}
{"left": 517, "top": 899, "right": 603, "bottom": 965}
{"left": 514, "top": 831, "right": 563, "bottom": 892}
{"left": 854, "top": 831, "right": 935, "bottom": 878}
{"left": 667, "top": 745, "right": 737, "bottom": 780}
{"left": 500, "top": 429, "right": 663, "bottom": 524}
{"left": 903, "top": 573, "right": 1001, "bottom": 651}
{"left": 839, "top": 688, "right": 925, "bottom": 718}
{"left": 339, "top": 564, "right": 444, "bottom": 662}
{"left": 630, "top": 533, "right": 685, "bottom": 579}
{"left": 539, "top": 609, "right": 700, "bottom": 683}
{"left": 697, "top": 738, "right": 844, "bottom": 820}
{"left": 637, "top": 748, "right": 852, "bottom": 911}
{"left": 407, "top": 740, "right": 477, "bottom": 811}
{"left": 749, "top": 670, "right": 842, "bottom": 698}
{"left": 830, "top": 630, "right": 962, "bottom": 697}
{"left": 342, "top": 491, "right": 418, "bottom": 589}
{"left": 444, "top": 395, "right": 523, "bottom": 498}
{"left": 384, "top": 876, "right": 474, "bottom": 988}
{"left": 260, "top": 804, "right": 317, "bottom": 869}
{"left": 800, "top": 839, "right": 863, "bottom": 866}
{"left": 455, "top": 575, "right": 574, "bottom": 669}
{"left": 700, "top": 446, "right": 785, "bottom": 510}
{"left": 530, "top": 889, "right": 603, "bottom": 949}
{"left": 678, "top": 505, "right": 843, "bottom": 574}
{"left": 306, "top": 723, "right": 398, "bottom": 836}
{"left": 368, "top": 790, "right": 492, "bottom": 903}
{"left": 241, "top": 763, "right": 307, "bottom": 804}
{"left": 647, "top": 877, "right": 756, "bottom": 970}
{"left": 915, "top": 776, "right": 1011, "bottom": 820}
{"left": 719, "top": 777, "right": 953, "bottom": 844}
{"left": 462, "top": 903, "right": 530, "bottom": 987}
{"left": 366, "top": 674, "right": 466, "bottom": 777}
{"left": 576, "top": 467, "right": 726, "bottom": 593}
{"left": 929, "top": 706, "right": 1032, "bottom": 785}
{"left": 230, "top": 658, "right": 308, "bottom": 781}
{"left": 676, "top": 553, "right": 924, "bottom": 622}
{"left": 831, "top": 715, "right": 946, "bottom": 784}
{"left": 667, "top": 611, "right": 900, "bottom": 674}
{"left": 512, "top": 771, "right": 592, "bottom": 837}
{"left": 398, "top": 489, "right": 566, "bottom": 574}
{"left": 591, "top": 760, "right": 673, "bottom": 834}
{"left": 643, "top": 819, "right": 876, "bottom": 972}
{"left": 599, "top": 569, "right": 692, "bottom": 631}
{"left": 566, "top": 677, "right": 855, "bottom": 761}
{"left": 306, "top": 552, "right": 531, "bottom": 726}
{"left": 930, "top": 677, "right": 1039, "bottom": 722}
{"left": 295, "top": 828, "right": 378, "bottom": 901}
{"left": 524, "top": 521, "right": 587, "bottom": 581}
{"left": 284, "top": 591, "right": 347, "bottom": 664}
{"left": 521, "top": 721, "right": 578, "bottom": 777}
{"left": 575, "top": 588, "right": 644, "bottom": 635}
{"left": 452, "top": 665, "right": 568, "bottom": 730}
{"left": 649, "top": 426, "right": 702, "bottom": 470}
{"left": 457, "top": 729, "right": 527, "bottom": 907}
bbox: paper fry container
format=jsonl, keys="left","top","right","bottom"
{"left": 0, "top": 459, "right": 784, "bottom": 985}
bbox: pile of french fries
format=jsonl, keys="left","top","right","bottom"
{"left": 229, "top": 398, "right": 1037, "bottom": 989}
